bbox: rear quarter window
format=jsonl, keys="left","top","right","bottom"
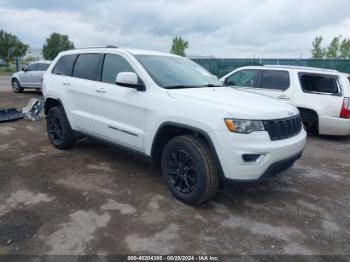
{"left": 298, "top": 73, "right": 340, "bottom": 95}
{"left": 52, "top": 54, "right": 78, "bottom": 76}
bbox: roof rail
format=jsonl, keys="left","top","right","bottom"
{"left": 263, "top": 64, "right": 338, "bottom": 72}
{"left": 75, "top": 45, "right": 118, "bottom": 50}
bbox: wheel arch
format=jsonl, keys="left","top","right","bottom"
{"left": 44, "top": 97, "right": 64, "bottom": 115}
{"left": 297, "top": 107, "right": 319, "bottom": 122}
{"left": 11, "top": 76, "right": 21, "bottom": 85}
{"left": 151, "top": 122, "right": 225, "bottom": 180}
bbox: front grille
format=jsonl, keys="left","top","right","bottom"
{"left": 262, "top": 115, "right": 302, "bottom": 141}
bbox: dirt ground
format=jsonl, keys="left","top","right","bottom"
{"left": 0, "top": 91, "right": 349, "bottom": 257}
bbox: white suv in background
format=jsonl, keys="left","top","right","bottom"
{"left": 42, "top": 47, "right": 306, "bottom": 205}
{"left": 11, "top": 60, "right": 51, "bottom": 93}
{"left": 221, "top": 66, "right": 350, "bottom": 136}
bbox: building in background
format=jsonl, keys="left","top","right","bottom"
{"left": 24, "top": 47, "right": 43, "bottom": 61}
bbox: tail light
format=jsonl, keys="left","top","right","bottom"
{"left": 340, "top": 97, "right": 350, "bottom": 119}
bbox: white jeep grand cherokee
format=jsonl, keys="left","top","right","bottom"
{"left": 42, "top": 47, "right": 306, "bottom": 205}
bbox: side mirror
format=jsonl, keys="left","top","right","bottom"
{"left": 22, "top": 67, "right": 26, "bottom": 72}
{"left": 116, "top": 72, "right": 144, "bottom": 91}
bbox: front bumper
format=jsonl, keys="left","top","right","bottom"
{"left": 211, "top": 129, "right": 307, "bottom": 181}
{"left": 319, "top": 116, "right": 350, "bottom": 136}
{"left": 221, "top": 151, "right": 302, "bottom": 188}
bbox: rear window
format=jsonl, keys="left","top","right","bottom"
{"left": 260, "top": 70, "right": 290, "bottom": 91}
{"left": 299, "top": 73, "right": 339, "bottom": 94}
{"left": 72, "top": 54, "right": 100, "bottom": 81}
{"left": 52, "top": 55, "right": 78, "bottom": 76}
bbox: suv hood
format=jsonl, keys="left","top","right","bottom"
{"left": 167, "top": 87, "right": 299, "bottom": 120}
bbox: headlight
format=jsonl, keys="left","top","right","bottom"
{"left": 224, "top": 119, "right": 265, "bottom": 133}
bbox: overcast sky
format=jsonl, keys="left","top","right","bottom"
{"left": 1, "top": 0, "right": 350, "bottom": 58}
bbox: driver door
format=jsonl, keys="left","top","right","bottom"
{"left": 91, "top": 53, "right": 147, "bottom": 151}
{"left": 224, "top": 69, "right": 260, "bottom": 89}
{"left": 21, "top": 63, "right": 38, "bottom": 86}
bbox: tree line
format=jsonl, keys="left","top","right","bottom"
{"left": 0, "top": 30, "right": 75, "bottom": 64}
{"left": 0, "top": 29, "right": 191, "bottom": 66}
{"left": 311, "top": 35, "right": 350, "bottom": 59}
{"left": 3, "top": 28, "right": 350, "bottom": 63}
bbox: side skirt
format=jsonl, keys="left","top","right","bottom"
{"left": 74, "top": 131, "right": 153, "bottom": 164}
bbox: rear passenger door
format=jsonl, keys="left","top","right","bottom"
{"left": 91, "top": 53, "right": 147, "bottom": 152}
{"left": 31, "top": 63, "right": 48, "bottom": 87}
{"left": 253, "top": 69, "right": 294, "bottom": 102}
{"left": 51, "top": 53, "right": 101, "bottom": 133}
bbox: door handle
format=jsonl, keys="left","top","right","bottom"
{"left": 95, "top": 87, "right": 106, "bottom": 93}
{"left": 278, "top": 95, "right": 290, "bottom": 100}
{"left": 62, "top": 82, "right": 71, "bottom": 86}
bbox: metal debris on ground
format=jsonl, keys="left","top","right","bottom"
{"left": 22, "top": 98, "right": 44, "bottom": 122}
{"left": 0, "top": 108, "right": 24, "bottom": 123}
{"left": 0, "top": 98, "right": 44, "bottom": 123}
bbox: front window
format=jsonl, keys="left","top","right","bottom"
{"left": 225, "top": 69, "right": 259, "bottom": 87}
{"left": 102, "top": 54, "right": 135, "bottom": 84}
{"left": 26, "top": 63, "right": 39, "bottom": 71}
{"left": 135, "top": 55, "right": 222, "bottom": 89}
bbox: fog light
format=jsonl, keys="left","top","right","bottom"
{"left": 242, "top": 154, "right": 262, "bottom": 163}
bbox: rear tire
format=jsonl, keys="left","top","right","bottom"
{"left": 12, "top": 79, "right": 23, "bottom": 93}
{"left": 161, "top": 135, "right": 220, "bottom": 206}
{"left": 299, "top": 109, "right": 318, "bottom": 135}
{"left": 46, "top": 106, "right": 76, "bottom": 149}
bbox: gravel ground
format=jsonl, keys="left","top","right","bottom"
{"left": 0, "top": 76, "right": 11, "bottom": 92}
{"left": 0, "top": 91, "right": 349, "bottom": 258}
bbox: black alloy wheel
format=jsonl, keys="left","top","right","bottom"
{"left": 167, "top": 149, "right": 197, "bottom": 194}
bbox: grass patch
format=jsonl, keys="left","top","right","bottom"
{"left": 0, "top": 64, "right": 17, "bottom": 76}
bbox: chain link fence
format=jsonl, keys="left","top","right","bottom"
{"left": 192, "top": 58, "right": 350, "bottom": 78}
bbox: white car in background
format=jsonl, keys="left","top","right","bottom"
{"left": 11, "top": 60, "right": 51, "bottom": 93}
{"left": 220, "top": 65, "right": 350, "bottom": 136}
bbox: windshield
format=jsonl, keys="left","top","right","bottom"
{"left": 135, "top": 55, "right": 222, "bottom": 89}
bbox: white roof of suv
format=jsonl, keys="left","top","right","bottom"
{"left": 72, "top": 46, "right": 178, "bottom": 57}
{"left": 263, "top": 65, "right": 339, "bottom": 73}
{"left": 244, "top": 65, "right": 340, "bottom": 74}
{"left": 30, "top": 60, "right": 52, "bottom": 64}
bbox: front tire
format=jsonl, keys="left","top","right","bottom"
{"left": 161, "top": 135, "right": 220, "bottom": 206}
{"left": 46, "top": 106, "right": 76, "bottom": 149}
{"left": 300, "top": 110, "right": 318, "bottom": 135}
{"left": 12, "top": 79, "right": 23, "bottom": 93}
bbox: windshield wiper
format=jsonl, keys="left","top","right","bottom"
{"left": 164, "top": 84, "right": 223, "bottom": 89}
{"left": 164, "top": 85, "right": 202, "bottom": 89}
{"left": 201, "top": 84, "right": 224, "bottom": 87}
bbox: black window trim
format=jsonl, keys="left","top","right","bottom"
{"left": 257, "top": 69, "right": 291, "bottom": 92}
{"left": 224, "top": 69, "right": 260, "bottom": 88}
{"left": 298, "top": 72, "right": 342, "bottom": 96}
